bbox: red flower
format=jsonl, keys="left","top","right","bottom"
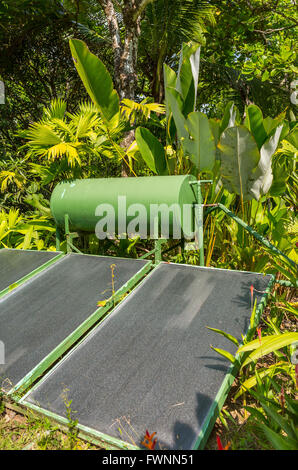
{"left": 216, "top": 435, "right": 230, "bottom": 450}
{"left": 250, "top": 284, "right": 254, "bottom": 299}
{"left": 216, "top": 435, "right": 224, "bottom": 450}
{"left": 142, "top": 430, "right": 157, "bottom": 450}
{"left": 250, "top": 285, "right": 254, "bottom": 311}
{"left": 257, "top": 327, "right": 262, "bottom": 344}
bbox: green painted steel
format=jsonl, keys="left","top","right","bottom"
{"left": 50, "top": 175, "right": 196, "bottom": 237}
{"left": 190, "top": 180, "right": 213, "bottom": 266}
{"left": 19, "top": 399, "right": 139, "bottom": 450}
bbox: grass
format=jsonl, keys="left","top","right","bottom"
{"left": 0, "top": 401, "right": 99, "bottom": 450}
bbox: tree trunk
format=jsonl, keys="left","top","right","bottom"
{"left": 99, "top": 1, "right": 150, "bottom": 176}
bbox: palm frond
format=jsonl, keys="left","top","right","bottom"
{"left": 121, "top": 98, "right": 165, "bottom": 123}
{"left": 75, "top": 22, "right": 111, "bottom": 46}
{"left": 77, "top": 101, "right": 99, "bottom": 116}
{"left": 47, "top": 143, "right": 81, "bottom": 167}
{"left": 51, "top": 118, "right": 76, "bottom": 138}
{"left": 74, "top": 114, "right": 101, "bottom": 139}
{"left": 25, "top": 123, "right": 62, "bottom": 147}
{"left": 42, "top": 98, "right": 67, "bottom": 120}
{"left": 143, "top": 0, "right": 215, "bottom": 48}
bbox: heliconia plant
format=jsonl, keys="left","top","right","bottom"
{"left": 134, "top": 42, "right": 289, "bottom": 203}
{"left": 216, "top": 435, "right": 230, "bottom": 450}
{"left": 68, "top": 39, "right": 165, "bottom": 171}
{"left": 135, "top": 42, "right": 216, "bottom": 175}
{"left": 141, "top": 430, "right": 157, "bottom": 450}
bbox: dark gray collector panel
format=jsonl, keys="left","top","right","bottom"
{"left": 25, "top": 263, "right": 272, "bottom": 450}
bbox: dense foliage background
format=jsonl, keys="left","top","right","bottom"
{"left": 0, "top": 0, "right": 297, "bottom": 451}
{"left": 0, "top": 0, "right": 296, "bottom": 263}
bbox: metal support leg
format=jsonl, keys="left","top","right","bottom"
{"left": 190, "top": 180, "right": 213, "bottom": 267}
{"left": 64, "top": 214, "right": 82, "bottom": 254}
{"left": 55, "top": 228, "right": 61, "bottom": 252}
{"left": 64, "top": 214, "right": 71, "bottom": 254}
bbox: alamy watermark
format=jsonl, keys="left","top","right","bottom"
{"left": 0, "top": 81, "right": 4, "bottom": 104}
{"left": 0, "top": 341, "right": 4, "bottom": 365}
{"left": 94, "top": 196, "right": 199, "bottom": 249}
{"left": 290, "top": 80, "right": 298, "bottom": 105}
{"left": 290, "top": 341, "right": 298, "bottom": 365}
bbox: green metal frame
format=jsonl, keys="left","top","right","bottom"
{"left": 2, "top": 397, "right": 134, "bottom": 450}
{"left": 7, "top": 257, "right": 152, "bottom": 399}
{"left": 19, "top": 263, "right": 275, "bottom": 450}
{"left": 0, "top": 250, "right": 64, "bottom": 300}
{"left": 59, "top": 214, "right": 168, "bottom": 266}
{"left": 190, "top": 180, "right": 213, "bottom": 266}
{"left": 139, "top": 239, "right": 167, "bottom": 265}
{"left": 19, "top": 399, "right": 140, "bottom": 450}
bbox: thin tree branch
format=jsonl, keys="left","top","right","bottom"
{"left": 255, "top": 24, "right": 297, "bottom": 34}
{"left": 133, "top": 0, "right": 156, "bottom": 20}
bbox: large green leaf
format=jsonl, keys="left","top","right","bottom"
{"left": 206, "top": 326, "right": 239, "bottom": 346}
{"left": 210, "top": 345, "right": 236, "bottom": 364}
{"left": 166, "top": 87, "right": 188, "bottom": 140}
{"left": 260, "top": 424, "right": 298, "bottom": 450}
{"left": 69, "top": 39, "right": 119, "bottom": 125}
{"left": 135, "top": 127, "right": 167, "bottom": 175}
{"left": 219, "top": 101, "right": 240, "bottom": 135}
{"left": 176, "top": 42, "right": 198, "bottom": 115}
{"left": 183, "top": 111, "right": 215, "bottom": 170}
{"left": 240, "top": 332, "right": 298, "bottom": 369}
{"left": 249, "top": 124, "right": 283, "bottom": 200}
{"left": 163, "top": 64, "right": 177, "bottom": 120}
{"left": 244, "top": 104, "right": 267, "bottom": 149}
{"left": 209, "top": 118, "right": 220, "bottom": 146}
{"left": 218, "top": 125, "right": 260, "bottom": 200}
{"left": 238, "top": 334, "right": 281, "bottom": 352}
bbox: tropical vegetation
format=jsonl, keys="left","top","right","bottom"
{"left": 0, "top": 0, "right": 297, "bottom": 451}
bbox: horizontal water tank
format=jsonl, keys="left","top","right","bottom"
{"left": 50, "top": 175, "right": 197, "bottom": 238}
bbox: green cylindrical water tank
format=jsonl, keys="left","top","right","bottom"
{"left": 50, "top": 175, "right": 196, "bottom": 238}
